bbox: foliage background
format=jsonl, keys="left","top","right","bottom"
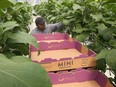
{"left": 0, "top": 0, "right": 115, "bottom": 86}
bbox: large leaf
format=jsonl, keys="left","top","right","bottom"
{"left": 0, "top": 54, "right": 52, "bottom": 87}
{"left": 63, "top": 19, "right": 70, "bottom": 25}
{"left": 95, "top": 49, "right": 109, "bottom": 60}
{"left": 90, "top": 13, "right": 103, "bottom": 21}
{"left": 72, "top": 24, "right": 83, "bottom": 33}
{"left": 103, "top": 31, "right": 112, "bottom": 41}
{"left": 0, "top": 21, "right": 19, "bottom": 33}
{"left": 95, "top": 23, "right": 107, "bottom": 34}
{"left": 14, "top": 2, "right": 31, "bottom": 12}
{"left": 49, "top": 17, "right": 56, "bottom": 22}
{"left": 73, "top": 4, "right": 81, "bottom": 11}
{"left": 3, "top": 52, "right": 16, "bottom": 59}
{"left": 8, "top": 0, "right": 16, "bottom": 5}
{"left": 106, "top": 49, "right": 116, "bottom": 73}
{"left": 0, "top": 0, "right": 12, "bottom": 9}
{"left": 76, "top": 32, "right": 90, "bottom": 41}
{"left": 93, "top": 42, "right": 105, "bottom": 53}
{"left": 8, "top": 31, "right": 39, "bottom": 50}
{"left": 103, "top": 0, "right": 116, "bottom": 4}
{"left": 105, "top": 21, "right": 116, "bottom": 27}
{"left": 95, "top": 59, "right": 106, "bottom": 72}
{"left": 7, "top": 44, "right": 29, "bottom": 55}
{"left": 10, "top": 56, "right": 32, "bottom": 63}
{"left": 109, "top": 39, "right": 116, "bottom": 48}
{"left": 95, "top": 49, "right": 109, "bottom": 72}
{"left": 0, "top": 54, "right": 13, "bottom": 63}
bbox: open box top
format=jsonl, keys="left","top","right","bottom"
{"left": 30, "top": 39, "right": 96, "bottom": 56}
{"left": 30, "top": 40, "right": 96, "bottom": 71}
{"left": 48, "top": 69, "right": 113, "bottom": 87}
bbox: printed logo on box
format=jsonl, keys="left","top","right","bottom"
{"left": 48, "top": 44, "right": 61, "bottom": 48}
{"left": 81, "top": 59, "right": 89, "bottom": 67}
{"left": 58, "top": 61, "right": 73, "bottom": 69}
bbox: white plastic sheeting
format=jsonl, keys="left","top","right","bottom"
{"left": 16, "top": 0, "right": 48, "bottom": 32}
{"left": 17, "top": 0, "right": 48, "bottom": 5}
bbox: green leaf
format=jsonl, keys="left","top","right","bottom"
{"left": 96, "top": 23, "right": 107, "bottom": 30}
{"left": 95, "top": 49, "right": 109, "bottom": 60}
{"left": 15, "top": 3, "right": 31, "bottom": 12}
{"left": 17, "top": 44, "right": 29, "bottom": 55}
{"left": 49, "top": 17, "right": 56, "bottom": 22}
{"left": 105, "top": 21, "right": 116, "bottom": 27}
{"left": 72, "top": 32, "right": 80, "bottom": 39}
{"left": 10, "top": 56, "right": 31, "bottom": 63}
{"left": 38, "top": 50, "right": 40, "bottom": 56}
{"left": 77, "top": 32, "right": 90, "bottom": 41}
{"left": 3, "top": 52, "right": 16, "bottom": 59}
{"left": 103, "top": 31, "right": 112, "bottom": 41}
{"left": 93, "top": 43, "right": 105, "bottom": 53}
{"left": 8, "top": 0, "right": 17, "bottom": 5}
{"left": 106, "top": 49, "right": 116, "bottom": 73}
{"left": 8, "top": 31, "right": 39, "bottom": 50}
{"left": 0, "top": 53, "right": 9, "bottom": 60}
{"left": 109, "top": 39, "right": 116, "bottom": 48}
{"left": 0, "top": 0, "right": 12, "bottom": 9}
{"left": 8, "top": 44, "right": 29, "bottom": 55}
{"left": 0, "top": 21, "right": 19, "bottom": 33}
{"left": 90, "top": 13, "right": 103, "bottom": 21}
{"left": 103, "top": 0, "right": 116, "bottom": 4}
{"left": 0, "top": 54, "right": 14, "bottom": 63}
{"left": 0, "top": 54, "right": 52, "bottom": 87}
{"left": 72, "top": 24, "right": 83, "bottom": 33}
{"left": 73, "top": 4, "right": 81, "bottom": 11}
{"left": 63, "top": 19, "right": 70, "bottom": 25}
{"left": 95, "top": 59, "right": 106, "bottom": 72}
{"left": 95, "top": 23, "right": 107, "bottom": 34}
{"left": 63, "top": 18, "right": 75, "bottom": 25}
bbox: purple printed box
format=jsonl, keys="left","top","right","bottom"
{"left": 30, "top": 38, "right": 96, "bottom": 72}
{"left": 48, "top": 69, "right": 113, "bottom": 87}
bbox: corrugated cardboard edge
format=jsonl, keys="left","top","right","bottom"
{"left": 68, "top": 37, "right": 73, "bottom": 42}
{"left": 81, "top": 45, "right": 88, "bottom": 55}
{"left": 106, "top": 80, "right": 114, "bottom": 87}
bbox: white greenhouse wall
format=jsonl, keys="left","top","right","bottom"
{"left": 16, "top": 0, "right": 48, "bottom": 5}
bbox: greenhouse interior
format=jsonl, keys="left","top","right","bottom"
{"left": 0, "top": 0, "right": 116, "bottom": 87}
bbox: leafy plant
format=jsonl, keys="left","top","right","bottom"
{"left": 34, "top": 0, "right": 116, "bottom": 85}
{"left": 0, "top": 0, "right": 52, "bottom": 87}
{"left": 0, "top": 0, "right": 37, "bottom": 55}
{"left": 0, "top": 54, "right": 51, "bottom": 87}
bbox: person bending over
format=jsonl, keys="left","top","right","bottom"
{"left": 30, "top": 17, "right": 64, "bottom": 34}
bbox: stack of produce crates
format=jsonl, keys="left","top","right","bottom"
{"left": 30, "top": 33, "right": 113, "bottom": 87}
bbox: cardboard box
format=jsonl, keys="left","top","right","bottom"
{"left": 30, "top": 40, "right": 96, "bottom": 71}
{"left": 48, "top": 69, "right": 113, "bottom": 87}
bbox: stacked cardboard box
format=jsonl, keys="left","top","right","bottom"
{"left": 30, "top": 33, "right": 113, "bottom": 87}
